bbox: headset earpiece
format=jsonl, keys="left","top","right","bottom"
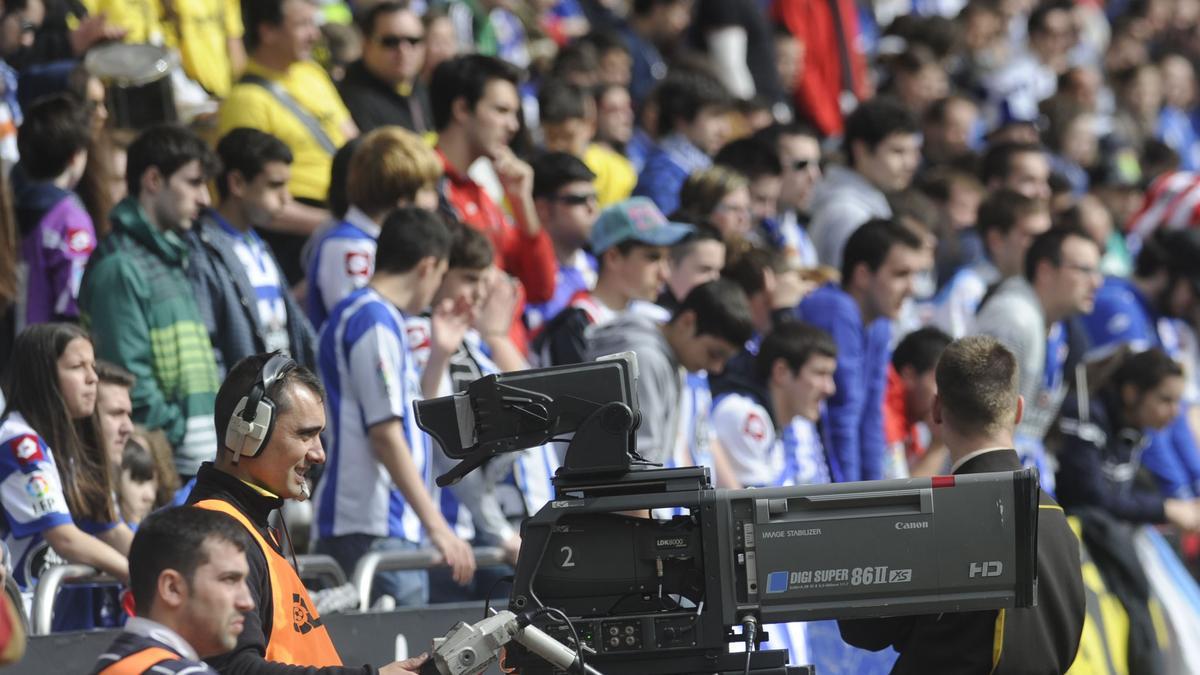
{"left": 224, "top": 352, "right": 297, "bottom": 462}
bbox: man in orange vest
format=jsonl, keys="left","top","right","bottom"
{"left": 186, "top": 352, "right": 428, "bottom": 674}
{"left": 90, "top": 506, "right": 253, "bottom": 674}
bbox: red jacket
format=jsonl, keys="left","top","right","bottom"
{"left": 437, "top": 150, "right": 558, "bottom": 303}
{"left": 771, "top": 0, "right": 869, "bottom": 136}
{"left": 883, "top": 364, "right": 925, "bottom": 462}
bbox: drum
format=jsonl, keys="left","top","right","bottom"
{"left": 84, "top": 43, "right": 178, "bottom": 129}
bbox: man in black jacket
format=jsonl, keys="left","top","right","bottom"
{"left": 840, "top": 335, "right": 1085, "bottom": 674}
{"left": 187, "top": 353, "right": 425, "bottom": 674}
{"left": 338, "top": 2, "right": 432, "bottom": 134}
{"left": 186, "top": 128, "right": 318, "bottom": 377}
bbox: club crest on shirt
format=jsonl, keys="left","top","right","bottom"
{"left": 66, "top": 226, "right": 94, "bottom": 254}
{"left": 743, "top": 411, "right": 767, "bottom": 443}
{"left": 345, "top": 251, "right": 371, "bottom": 278}
{"left": 11, "top": 435, "right": 43, "bottom": 466}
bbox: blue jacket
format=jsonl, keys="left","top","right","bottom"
{"left": 633, "top": 134, "right": 711, "bottom": 216}
{"left": 1081, "top": 276, "right": 1200, "bottom": 498}
{"left": 797, "top": 284, "right": 889, "bottom": 482}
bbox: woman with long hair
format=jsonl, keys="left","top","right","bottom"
{"left": 0, "top": 323, "right": 129, "bottom": 591}
{"left": 1056, "top": 348, "right": 1200, "bottom": 531}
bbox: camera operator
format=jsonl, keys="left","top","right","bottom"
{"left": 90, "top": 506, "right": 252, "bottom": 674}
{"left": 840, "top": 336, "right": 1085, "bottom": 674}
{"left": 186, "top": 353, "right": 427, "bottom": 674}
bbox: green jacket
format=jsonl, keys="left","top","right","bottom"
{"left": 80, "top": 198, "right": 220, "bottom": 476}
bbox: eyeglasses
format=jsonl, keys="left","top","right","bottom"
{"left": 1060, "top": 262, "right": 1100, "bottom": 278}
{"left": 377, "top": 34, "right": 424, "bottom": 48}
{"left": 553, "top": 192, "right": 598, "bottom": 206}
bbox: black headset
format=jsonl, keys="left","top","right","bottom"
{"left": 224, "top": 352, "right": 297, "bottom": 462}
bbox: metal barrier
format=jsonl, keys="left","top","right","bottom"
{"left": 31, "top": 565, "right": 116, "bottom": 636}
{"left": 352, "top": 547, "right": 508, "bottom": 611}
{"left": 295, "top": 554, "right": 348, "bottom": 587}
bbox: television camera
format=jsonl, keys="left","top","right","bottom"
{"left": 414, "top": 354, "right": 1039, "bottom": 675}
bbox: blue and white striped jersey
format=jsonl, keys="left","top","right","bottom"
{"left": 0, "top": 412, "right": 74, "bottom": 590}
{"left": 314, "top": 287, "right": 428, "bottom": 543}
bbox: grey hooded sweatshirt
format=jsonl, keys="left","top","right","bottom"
{"left": 586, "top": 312, "right": 685, "bottom": 465}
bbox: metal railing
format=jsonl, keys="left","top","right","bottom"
{"left": 32, "top": 548, "right": 508, "bottom": 634}
{"left": 295, "top": 554, "right": 348, "bottom": 587}
{"left": 352, "top": 546, "right": 508, "bottom": 611}
{"left": 31, "top": 565, "right": 116, "bottom": 636}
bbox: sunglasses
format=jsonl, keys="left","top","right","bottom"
{"left": 554, "top": 192, "right": 598, "bottom": 206}
{"left": 377, "top": 34, "right": 424, "bottom": 48}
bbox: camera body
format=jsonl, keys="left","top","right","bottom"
{"left": 415, "top": 355, "right": 1037, "bottom": 675}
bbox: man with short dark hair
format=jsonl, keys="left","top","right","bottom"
{"left": 219, "top": 0, "right": 359, "bottom": 282}
{"left": 90, "top": 507, "right": 252, "bottom": 674}
{"left": 661, "top": 224, "right": 726, "bottom": 313}
{"left": 921, "top": 95, "right": 980, "bottom": 167}
{"left": 984, "top": 1, "right": 1075, "bottom": 128}
{"left": 432, "top": 54, "right": 557, "bottom": 305}
{"left": 588, "top": 278, "right": 754, "bottom": 464}
{"left": 754, "top": 122, "right": 823, "bottom": 268}
{"left": 526, "top": 151, "right": 599, "bottom": 330}
{"left": 94, "top": 360, "right": 135, "bottom": 469}
{"left": 539, "top": 79, "right": 636, "bottom": 208}
{"left": 841, "top": 335, "right": 1085, "bottom": 674}
{"left": 981, "top": 142, "right": 1053, "bottom": 202}
{"left": 711, "top": 322, "right": 837, "bottom": 488}
{"left": 884, "top": 327, "right": 952, "bottom": 478}
{"left": 974, "top": 226, "right": 1102, "bottom": 493}
{"left": 338, "top": 2, "right": 431, "bottom": 134}
{"left": 81, "top": 125, "right": 222, "bottom": 478}
{"left": 314, "top": 208, "right": 475, "bottom": 608}
{"left": 798, "top": 218, "right": 923, "bottom": 482}
{"left": 621, "top": 0, "right": 695, "bottom": 104}
{"left": 634, "top": 69, "right": 732, "bottom": 216}
{"left": 188, "top": 353, "right": 428, "bottom": 674}
{"left": 186, "top": 128, "right": 317, "bottom": 377}
{"left": 809, "top": 97, "right": 921, "bottom": 268}
{"left": 534, "top": 197, "right": 693, "bottom": 366}
{"left": 931, "top": 189, "right": 1051, "bottom": 337}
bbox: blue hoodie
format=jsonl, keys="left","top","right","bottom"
{"left": 797, "top": 283, "right": 890, "bottom": 482}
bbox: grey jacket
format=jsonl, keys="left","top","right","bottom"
{"left": 185, "top": 211, "right": 317, "bottom": 376}
{"left": 586, "top": 312, "right": 684, "bottom": 465}
{"left": 973, "top": 276, "right": 1064, "bottom": 442}
{"left": 808, "top": 164, "right": 892, "bottom": 269}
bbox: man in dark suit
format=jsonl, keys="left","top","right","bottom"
{"left": 840, "top": 335, "right": 1086, "bottom": 674}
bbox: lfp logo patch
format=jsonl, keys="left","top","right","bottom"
{"left": 766, "top": 571, "right": 789, "bottom": 594}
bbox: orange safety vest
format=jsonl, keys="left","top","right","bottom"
{"left": 194, "top": 499, "right": 342, "bottom": 667}
{"left": 97, "top": 646, "right": 181, "bottom": 675}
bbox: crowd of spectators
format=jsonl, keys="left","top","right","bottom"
{"left": 1, "top": 0, "right": 1200, "bottom": 669}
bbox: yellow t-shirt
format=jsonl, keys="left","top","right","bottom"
{"left": 584, "top": 143, "right": 636, "bottom": 208}
{"left": 163, "top": 0, "right": 242, "bottom": 98}
{"left": 217, "top": 59, "right": 351, "bottom": 202}
{"left": 82, "top": 0, "right": 164, "bottom": 44}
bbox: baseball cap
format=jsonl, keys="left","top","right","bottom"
{"left": 589, "top": 197, "right": 695, "bottom": 255}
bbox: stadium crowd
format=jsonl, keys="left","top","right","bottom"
{"left": 0, "top": 0, "right": 1199, "bottom": 671}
